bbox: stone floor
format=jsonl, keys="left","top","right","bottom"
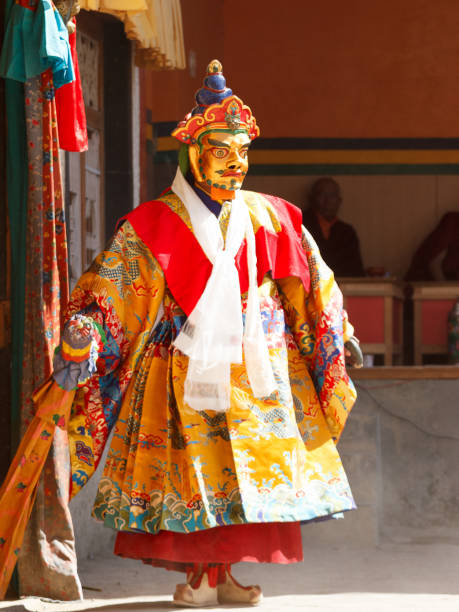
{"left": 2, "top": 541, "right": 459, "bottom": 611}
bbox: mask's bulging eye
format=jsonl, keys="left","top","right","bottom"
{"left": 212, "top": 148, "right": 228, "bottom": 159}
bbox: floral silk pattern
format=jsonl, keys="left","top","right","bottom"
{"left": 64, "top": 192, "right": 356, "bottom": 535}
{"left": 0, "top": 191, "right": 357, "bottom": 597}
{"left": 17, "top": 70, "right": 80, "bottom": 600}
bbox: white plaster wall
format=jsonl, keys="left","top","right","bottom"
{"left": 71, "top": 379, "right": 459, "bottom": 560}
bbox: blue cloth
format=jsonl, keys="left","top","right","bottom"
{"left": 0, "top": 0, "right": 74, "bottom": 89}
{"left": 192, "top": 183, "right": 223, "bottom": 217}
{"left": 187, "top": 171, "right": 223, "bottom": 217}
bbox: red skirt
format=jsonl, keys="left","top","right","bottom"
{"left": 115, "top": 522, "right": 303, "bottom": 571}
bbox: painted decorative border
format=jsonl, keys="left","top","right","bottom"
{"left": 148, "top": 125, "right": 459, "bottom": 175}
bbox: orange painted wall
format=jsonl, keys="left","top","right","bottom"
{"left": 139, "top": 1, "right": 224, "bottom": 200}
{"left": 142, "top": 1, "right": 459, "bottom": 137}
{"left": 138, "top": 1, "right": 459, "bottom": 279}
{"left": 140, "top": 1, "right": 224, "bottom": 122}
{"left": 222, "top": 0, "right": 459, "bottom": 138}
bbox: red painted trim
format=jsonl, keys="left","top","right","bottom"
{"left": 346, "top": 296, "right": 385, "bottom": 343}
{"left": 421, "top": 299, "right": 456, "bottom": 345}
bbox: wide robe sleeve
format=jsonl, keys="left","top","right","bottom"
{"left": 0, "top": 220, "right": 165, "bottom": 596}
{"left": 277, "top": 225, "right": 357, "bottom": 442}
{"left": 64, "top": 220, "right": 165, "bottom": 497}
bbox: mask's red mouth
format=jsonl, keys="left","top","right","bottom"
{"left": 222, "top": 171, "right": 242, "bottom": 177}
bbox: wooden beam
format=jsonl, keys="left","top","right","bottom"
{"left": 350, "top": 366, "right": 459, "bottom": 380}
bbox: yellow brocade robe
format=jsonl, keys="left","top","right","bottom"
{"left": 64, "top": 190, "right": 356, "bottom": 535}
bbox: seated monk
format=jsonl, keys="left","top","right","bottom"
{"left": 405, "top": 212, "right": 459, "bottom": 281}
{"left": 302, "top": 178, "right": 365, "bottom": 277}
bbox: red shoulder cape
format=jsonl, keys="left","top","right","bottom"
{"left": 119, "top": 191, "right": 309, "bottom": 316}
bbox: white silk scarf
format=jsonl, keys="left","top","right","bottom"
{"left": 172, "top": 167, "right": 276, "bottom": 412}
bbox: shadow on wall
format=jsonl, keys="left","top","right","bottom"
{"left": 70, "top": 379, "right": 459, "bottom": 598}
{"left": 244, "top": 174, "right": 459, "bottom": 281}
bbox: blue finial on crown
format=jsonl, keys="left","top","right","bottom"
{"left": 191, "top": 59, "right": 233, "bottom": 116}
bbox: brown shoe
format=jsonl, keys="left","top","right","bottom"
{"left": 217, "top": 569, "right": 263, "bottom": 605}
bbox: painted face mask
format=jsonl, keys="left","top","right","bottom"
{"left": 190, "top": 130, "right": 250, "bottom": 195}
{"left": 172, "top": 59, "right": 259, "bottom": 200}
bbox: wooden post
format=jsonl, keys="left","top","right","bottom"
{"left": 413, "top": 298, "right": 422, "bottom": 365}
{"left": 384, "top": 294, "right": 393, "bottom": 365}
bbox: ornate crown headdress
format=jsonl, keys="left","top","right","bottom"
{"left": 172, "top": 60, "right": 260, "bottom": 144}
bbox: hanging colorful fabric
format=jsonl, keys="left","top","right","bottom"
{"left": 55, "top": 21, "right": 88, "bottom": 152}
{"left": 0, "top": 0, "right": 81, "bottom": 601}
{"left": 0, "top": 0, "right": 74, "bottom": 87}
{"left": 0, "top": 380, "right": 75, "bottom": 600}
{"left": 15, "top": 69, "right": 81, "bottom": 601}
